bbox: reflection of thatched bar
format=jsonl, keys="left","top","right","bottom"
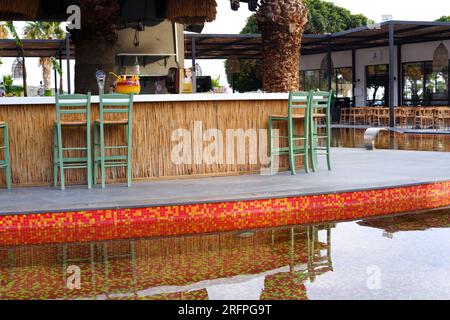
{"left": 0, "top": 0, "right": 40, "bottom": 19}
{"left": 166, "top": 0, "right": 217, "bottom": 25}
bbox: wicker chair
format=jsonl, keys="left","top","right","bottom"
{"left": 415, "top": 107, "right": 435, "bottom": 129}
{"left": 434, "top": 107, "right": 450, "bottom": 129}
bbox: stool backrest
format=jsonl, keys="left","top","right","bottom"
{"left": 309, "top": 90, "right": 333, "bottom": 115}
{"left": 55, "top": 93, "right": 91, "bottom": 123}
{"left": 99, "top": 93, "right": 133, "bottom": 121}
{"left": 288, "top": 91, "right": 310, "bottom": 118}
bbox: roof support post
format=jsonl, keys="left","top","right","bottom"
{"left": 397, "top": 44, "right": 402, "bottom": 108}
{"left": 388, "top": 22, "right": 395, "bottom": 127}
{"left": 352, "top": 49, "right": 356, "bottom": 106}
{"left": 54, "top": 65, "right": 58, "bottom": 95}
{"left": 66, "top": 34, "right": 71, "bottom": 94}
{"left": 191, "top": 38, "right": 197, "bottom": 93}
{"left": 59, "top": 49, "right": 63, "bottom": 95}
{"left": 327, "top": 36, "right": 332, "bottom": 91}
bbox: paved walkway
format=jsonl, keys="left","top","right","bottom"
{"left": 1, "top": 148, "right": 449, "bottom": 215}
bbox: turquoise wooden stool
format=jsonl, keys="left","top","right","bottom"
{"left": 93, "top": 94, "right": 133, "bottom": 188}
{"left": 309, "top": 90, "right": 333, "bottom": 172}
{"left": 0, "top": 121, "right": 11, "bottom": 189}
{"left": 53, "top": 93, "right": 92, "bottom": 190}
{"left": 268, "top": 92, "right": 311, "bottom": 175}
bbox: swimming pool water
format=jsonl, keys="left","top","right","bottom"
{"left": 330, "top": 128, "right": 450, "bottom": 152}
{"left": 1, "top": 208, "right": 450, "bottom": 300}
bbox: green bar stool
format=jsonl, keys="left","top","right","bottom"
{"left": 94, "top": 93, "right": 134, "bottom": 188}
{"left": 0, "top": 121, "right": 11, "bottom": 189}
{"left": 268, "top": 92, "right": 310, "bottom": 175}
{"left": 53, "top": 93, "right": 92, "bottom": 190}
{"left": 309, "top": 90, "right": 333, "bottom": 172}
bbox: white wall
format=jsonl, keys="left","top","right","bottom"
{"left": 300, "top": 40, "right": 450, "bottom": 107}
{"left": 115, "top": 21, "right": 184, "bottom": 76}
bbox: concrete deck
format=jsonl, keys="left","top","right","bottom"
{"left": 1, "top": 148, "right": 449, "bottom": 215}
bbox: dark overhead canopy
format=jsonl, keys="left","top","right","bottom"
{"left": 185, "top": 20, "right": 450, "bottom": 59}
{"left": 0, "top": 0, "right": 167, "bottom": 28}
{"left": 0, "top": 39, "right": 74, "bottom": 58}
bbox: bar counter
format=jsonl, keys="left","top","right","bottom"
{"left": 0, "top": 93, "right": 293, "bottom": 187}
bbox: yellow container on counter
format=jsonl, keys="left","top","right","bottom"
{"left": 115, "top": 75, "right": 141, "bottom": 94}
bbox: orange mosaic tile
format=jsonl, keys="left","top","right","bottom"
{"left": 0, "top": 181, "right": 449, "bottom": 246}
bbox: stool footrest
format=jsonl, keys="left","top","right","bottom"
{"left": 104, "top": 163, "right": 128, "bottom": 168}
{"left": 56, "top": 157, "right": 89, "bottom": 163}
{"left": 104, "top": 146, "right": 128, "bottom": 150}
{"left": 63, "top": 164, "right": 89, "bottom": 169}
{"left": 95, "top": 155, "right": 127, "bottom": 161}
{"left": 62, "top": 147, "right": 88, "bottom": 151}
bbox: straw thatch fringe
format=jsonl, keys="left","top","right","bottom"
{"left": 0, "top": 0, "right": 40, "bottom": 19}
{"left": 0, "top": 99, "right": 298, "bottom": 187}
{"left": 166, "top": 0, "right": 217, "bottom": 25}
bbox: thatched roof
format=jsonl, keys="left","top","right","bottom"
{"left": 0, "top": 0, "right": 40, "bottom": 20}
{"left": 166, "top": 0, "right": 217, "bottom": 25}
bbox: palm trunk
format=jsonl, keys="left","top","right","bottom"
{"left": 40, "top": 57, "right": 52, "bottom": 90}
{"left": 70, "top": 0, "right": 119, "bottom": 94}
{"left": 73, "top": 38, "right": 116, "bottom": 94}
{"left": 256, "top": 0, "right": 308, "bottom": 92}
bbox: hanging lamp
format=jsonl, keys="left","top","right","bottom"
{"left": 11, "top": 57, "right": 24, "bottom": 80}
{"left": 433, "top": 43, "right": 449, "bottom": 73}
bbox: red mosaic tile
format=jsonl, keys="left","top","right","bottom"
{"left": 0, "top": 181, "right": 449, "bottom": 246}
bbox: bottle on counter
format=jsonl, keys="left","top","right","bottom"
{"left": 133, "top": 57, "right": 140, "bottom": 75}
{"left": 37, "top": 81, "right": 45, "bottom": 97}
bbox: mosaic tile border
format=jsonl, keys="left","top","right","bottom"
{"left": 0, "top": 181, "right": 449, "bottom": 246}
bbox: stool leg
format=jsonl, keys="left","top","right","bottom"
{"left": 268, "top": 117, "right": 273, "bottom": 174}
{"left": 326, "top": 114, "right": 331, "bottom": 171}
{"left": 53, "top": 125, "right": 58, "bottom": 187}
{"left": 309, "top": 119, "right": 317, "bottom": 173}
{"left": 57, "top": 123, "right": 65, "bottom": 190}
{"left": 4, "top": 125, "right": 11, "bottom": 189}
{"left": 288, "top": 117, "right": 296, "bottom": 175}
{"left": 100, "top": 122, "right": 106, "bottom": 189}
{"left": 87, "top": 124, "right": 92, "bottom": 190}
{"left": 304, "top": 111, "right": 309, "bottom": 174}
{"left": 93, "top": 123, "right": 98, "bottom": 186}
{"left": 126, "top": 123, "right": 132, "bottom": 187}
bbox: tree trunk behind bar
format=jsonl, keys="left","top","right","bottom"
{"left": 70, "top": 0, "right": 119, "bottom": 94}
{"left": 256, "top": 0, "right": 308, "bottom": 93}
{"left": 73, "top": 38, "right": 116, "bottom": 94}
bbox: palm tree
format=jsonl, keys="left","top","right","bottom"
{"left": 70, "top": 0, "right": 120, "bottom": 94}
{"left": 256, "top": 0, "right": 309, "bottom": 92}
{"left": 0, "top": 22, "right": 10, "bottom": 38}
{"left": 23, "top": 21, "right": 65, "bottom": 92}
